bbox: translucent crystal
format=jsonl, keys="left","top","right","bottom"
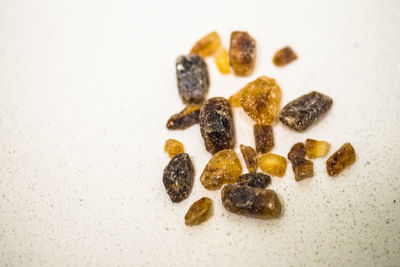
{"left": 258, "top": 153, "right": 287, "bottom": 177}
{"left": 240, "top": 144, "right": 258, "bottom": 173}
{"left": 190, "top": 31, "right": 221, "bottom": 58}
{"left": 164, "top": 139, "right": 184, "bottom": 158}
{"left": 326, "top": 143, "right": 356, "bottom": 176}
{"left": 229, "top": 31, "right": 256, "bottom": 76}
{"left": 237, "top": 173, "right": 271, "bottom": 188}
{"left": 240, "top": 76, "right": 282, "bottom": 125}
{"left": 214, "top": 47, "right": 230, "bottom": 74}
{"left": 185, "top": 197, "right": 213, "bottom": 226}
{"left": 305, "top": 138, "right": 331, "bottom": 159}
{"left": 200, "top": 149, "right": 242, "bottom": 190}
{"left": 273, "top": 46, "right": 298, "bottom": 67}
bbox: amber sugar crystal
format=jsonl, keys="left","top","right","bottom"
{"left": 273, "top": 46, "right": 298, "bottom": 67}
{"left": 190, "top": 31, "right": 222, "bottom": 58}
{"left": 229, "top": 31, "right": 256, "bottom": 76}
{"left": 185, "top": 197, "right": 213, "bottom": 226}
{"left": 259, "top": 153, "right": 287, "bottom": 177}
{"left": 326, "top": 143, "right": 356, "bottom": 176}
{"left": 214, "top": 47, "right": 230, "bottom": 74}
{"left": 164, "top": 139, "right": 184, "bottom": 158}
{"left": 240, "top": 76, "right": 282, "bottom": 125}
{"left": 200, "top": 149, "right": 242, "bottom": 190}
{"left": 254, "top": 124, "right": 274, "bottom": 153}
{"left": 240, "top": 144, "right": 258, "bottom": 173}
{"left": 228, "top": 88, "right": 244, "bottom": 108}
{"left": 305, "top": 138, "right": 331, "bottom": 159}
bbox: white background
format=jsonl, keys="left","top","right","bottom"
{"left": 0, "top": 0, "right": 399, "bottom": 266}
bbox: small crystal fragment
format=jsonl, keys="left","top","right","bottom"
{"left": 288, "top": 142, "right": 314, "bottom": 181}
{"left": 305, "top": 138, "right": 331, "bottom": 159}
{"left": 185, "top": 197, "right": 213, "bottom": 226}
{"left": 279, "top": 91, "right": 333, "bottom": 131}
{"left": 240, "top": 144, "right": 258, "bottom": 173}
{"left": 214, "top": 47, "right": 230, "bottom": 74}
{"left": 163, "top": 153, "right": 194, "bottom": 202}
{"left": 190, "top": 31, "right": 221, "bottom": 58}
{"left": 258, "top": 153, "right": 287, "bottom": 177}
{"left": 166, "top": 105, "right": 201, "bottom": 130}
{"left": 228, "top": 88, "right": 244, "bottom": 107}
{"left": 273, "top": 46, "right": 298, "bottom": 67}
{"left": 164, "top": 139, "right": 184, "bottom": 158}
{"left": 237, "top": 173, "right": 271, "bottom": 188}
{"left": 240, "top": 76, "right": 282, "bottom": 125}
{"left": 200, "top": 149, "right": 242, "bottom": 190}
{"left": 199, "top": 97, "right": 235, "bottom": 154}
{"left": 176, "top": 55, "right": 210, "bottom": 104}
{"left": 293, "top": 158, "right": 314, "bottom": 181}
{"left": 326, "top": 143, "right": 356, "bottom": 176}
{"left": 288, "top": 142, "right": 306, "bottom": 162}
{"left": 229, "top": 31, "right": 256, "bottom": 76}
{"left": 221, "top": 184, "right": 282, "bottom": 219}
{"left": 254, "top": 124, "right": 274, "bottom": 153}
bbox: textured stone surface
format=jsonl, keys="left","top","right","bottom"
{"left": 221, "top": 184, "right": 282, "bottom": 219}
{"left": 305, "top": 138, "right": 331, "bottom": 159}
{"left": 229, "top": 31, "right": 256, "bottom": 76}
{"left": 279, "top": 91, "right": 333, "bottom": 131}
{"left": 164, "top": 139, "right": 184, "bottom": 158}
{"left": 240, "top": 144, "right": 258, "bottom": 173}
{"left": 199, "top": 97, "right": 235, "bottom": 154}
{"left": 176, "top": 55, "right": 209, "bottom": 104}
{"left": 166, "top": 105, "right": 201, "bottom": 130}
{"left": 190, "top": 31, "right": 221, "bottom": 58}
{"left": 163, "top": 153, "right": 194, "bottom": 202}
{"left": 254, "top": 124, "right": 274, "bottom": 153}
{"left": 273, "top": 46, "right": 298, "bottom": 67}
{"left": 258, "top": 153, "right": 287, "bottom": 177}
{"left": 184, "top": 197, "right": 213, "bottom": 226}
{"left": 326, "top": 143, "right": 356, "bottom": 176}
{"left": 214, "top": 47, "right": 230, "bottom": 74}
{"left": 200, "top": 149, "right": 242, "bottom": 190}
{"left": 237, "top": 173, "right": 271, "bottom": 188}
{"left": 240, "top": 76, "right": 282, "bottom": 125}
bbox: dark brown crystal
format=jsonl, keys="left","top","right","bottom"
{"left": 199, "top": 97, "right": 235, "bottom": 154}
{"left": 237, "top": 173, "right": 271, "bottom": 188}
{"left": 279, "top": 91, "right": 333, "bottom": 131}
{"left": 221, "top": 184, "right": 282, "bottom": 219}
{"left": 166, "top": 105, "right": 201, "bottom": 130}
{"left": 254, "top": 124, "right": 274, "bottom": 153}
{"left": 176, "top": 55, "right": 209, "bottom": 104}
{"left": 288, "top": 142, "right": 306, "bottom": 162}
{"left": 288, "top": 142, "right": 314, "bottom": 181}
{"left": 163, "top": 153, "right": 194, "bottom": 202}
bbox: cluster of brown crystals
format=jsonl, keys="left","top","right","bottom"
{"left": 162, "top": 31, "right": 356, "bottom": 226}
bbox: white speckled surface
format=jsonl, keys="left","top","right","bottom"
{"left": 0, "top": 0, "right": 399, "bottom": 266}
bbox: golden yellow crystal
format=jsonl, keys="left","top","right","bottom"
{"left": 228, "top": 88, "right": 244, "bottom": 107}
{"left": 200, "top": 149, "right": 243, "bottom": 190}
{"left": 305, "top": 139, "right": 331, "bottom": 159}
{"left": 184, "top": 197, "right": 213, "bottom": 226}
{"left": 214, "top": 47, "right": 230, "bottom": 74}
{"left": 239, "top": 76, "right": 282, "bottom": 125}
{"left": 258, "top": 153, "right": 287, "bottom": 177}
{"left": 164, "top": 139, "right": 184, "bottom": 158}
{"left": 190, "top": 31, "right": 221, "bottom": 58}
